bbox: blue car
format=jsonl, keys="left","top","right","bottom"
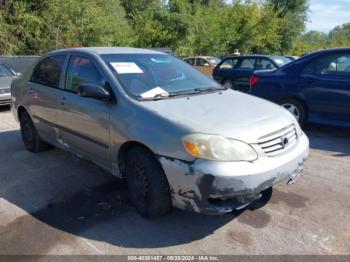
{"left": 213, "top": 55, "right": 291, "bottom": 92}
{"left": 249, "top": 48, "right": 350, "bottom": 128}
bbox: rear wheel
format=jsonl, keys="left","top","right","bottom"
{"left": 278, "top": 98, "right": 308, "bottom": 128}
{"left": 126, "top": 146, "right": 172, "bottom": 217}
{"left": 19, "top": 111, "right": 51, "bottom": 152}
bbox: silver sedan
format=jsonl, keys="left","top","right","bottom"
{"left": 0, "top": 64, "right": 16, "bottom": 106}
{"left": 11, "top": 47, "right": 309, "bottom": 217}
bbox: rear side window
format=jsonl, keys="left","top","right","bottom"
{"left": 185, "top": 58, "right": 195, "bottom": 66}
{"left": 302, "top": 62, "right": 315, "bottom": 75}
{"left": 219, "top": 58, "right": 238, "bottom": 69}
{"left": 237, "top": 58, "right": 256, "bottom": 69}
{"left": 255, "top": 59, "right": 276, "bottom": 70}
{"left": 65, "top": 55, "right": 105, "bottom": 93}
{"left": 31, "top": 55, "right": 66, "bottom": 88}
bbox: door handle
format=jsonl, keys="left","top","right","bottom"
{"left": 60, "top": 96, "right": 67, "bottom": 105}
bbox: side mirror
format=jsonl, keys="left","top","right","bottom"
{"left": 203, "top": 62, "right": 210, "bottom": 67}
{"left": 77, "top": 84, "right": 110, "bottom": 99}
{"left": 15, "top": 72, "right": 22, "bottom": 77}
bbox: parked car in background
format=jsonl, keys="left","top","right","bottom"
{"left": 213, "top": 55, "right": 291, "bottom": 92}
{"left": 249, "top": 48, "right": 350, "bottom": 128}
{"left": 0, "top": 64, "right": 17, "bottom": 106}
{"left": 184, "top": 56, "right": 221, "bottom": 76}
{"left": 285, "top": 56, "right": 299, "bottom": 61}
{"left": 11, "top": 47, "right": 308, "bottom": 217}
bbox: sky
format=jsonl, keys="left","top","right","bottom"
{"left": 307, "top": 0, "right": 350, "bottom": 32}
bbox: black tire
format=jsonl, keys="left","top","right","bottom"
{"left": 277, "top": 98, "right": 308, "bottom": 128}
{"left": 19, "top": 111, "right": 51, "bottom": 152}
{"left": 126, "top": 146, "right": 172, "bottom": 217}
{"left": 222, "top": 79, "right": 234, "bottom": 89}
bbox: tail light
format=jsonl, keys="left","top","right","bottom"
{"left": 250, "top": 75, "right": 259, "bottom": 86}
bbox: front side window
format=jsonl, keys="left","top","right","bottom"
{"left": 315, "top": 53, "right": 350, "bottom": 75}
{"left": 219, "top": 58, "right": 238, "bottom": 69}
{"left": 196, "top": 58, "right": 208, "bottom": 66}
{"left": 238, "top": 58, "right": 256, "bottom": 69}
{"left": 102, "top": 54, "right": 222, "bottom": 99}
{"left": 65, "top": 55, "right": 105, "bottom": 93}
{"left": 0, "top": 64, "right": 14, "bottom": 77}
{"left": 31, "top": 55, "right": 66, "bottom": 88}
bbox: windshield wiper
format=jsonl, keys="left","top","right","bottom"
{"left": 171, "top": 86, "right": 226, "bottom": 96}
{"left": 137, "top": 92, "right": 176, "bottom": 101}
{"left": 137, "top": 86, "right": 226, "bottom": 101}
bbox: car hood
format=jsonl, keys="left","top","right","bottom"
{"left": 0, "top": 76, "right": 15, "bottom": 89}
{"left": 139, "top": 89, "right": 297, "bottom": 144}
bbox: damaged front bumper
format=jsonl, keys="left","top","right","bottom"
{"left": 159, "top": 134, "right": 309, "bottom": 215}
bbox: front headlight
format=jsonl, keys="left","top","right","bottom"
{"left": 182, "top": 133, "right": 258, "bottom": 162}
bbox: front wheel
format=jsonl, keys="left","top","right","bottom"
{"left": 278, "top": 98, "right": 308, "bottom": 128}
{"left": 19, "top": 111, "right": 51, "bottom": 152}
{"left": 126, "top": 146, "right": 172, "bottom": 217}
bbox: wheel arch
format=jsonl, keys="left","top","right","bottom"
{"left": 117, "top": 141, "right": 160, "bottom": 178}
{"left": 17, "top": 105, "right": 29, "bottom": 120}
{"left": 273, "top": 93, "right": 309, "bottom": 112}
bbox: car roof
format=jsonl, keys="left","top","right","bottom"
{"left": 48, "top": 47, "right": 165, "bottom": 55}
{"left": 302, "top": 47, "right": 350, "bottom": 57}
{"left": 185, "top": 56, "right": 218, "bottom": 59}
{"left": 223, "top": 55, "right": 285, "bottom": 60}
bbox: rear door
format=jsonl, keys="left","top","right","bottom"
{"left": 58, "top": 54, "right": 111, "bottom": 168}
{"left": 234, "top": 57, "right": 256, "bottom": 92}
{"left": 27, "top": 55, "right": 67, "bottom": 144}
{"left": 213, "top": 57, "right": 239, "bottom": 84}
{"left": 301, "top": 52, "right": 350, "bottom": 120}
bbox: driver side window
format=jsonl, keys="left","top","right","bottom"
{"left": 65, "top": 55, "right": 105, "bottom": 93}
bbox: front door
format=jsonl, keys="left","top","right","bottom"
{"left": 58, "top": 54, "right": 111, "bottom": 168}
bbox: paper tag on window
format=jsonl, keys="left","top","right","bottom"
{"left": 140, "top": 87, "right": 168, "bottom": 98}
{"left": 110, "top": 62, "right": 143, "bottom": 74}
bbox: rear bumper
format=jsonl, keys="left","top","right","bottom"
{"left": 159, "top": 134, "right": 309, "bottom": 215}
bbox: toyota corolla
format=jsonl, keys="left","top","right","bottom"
{"left": 11, "top": 47, "right": 309, "bottom": 217}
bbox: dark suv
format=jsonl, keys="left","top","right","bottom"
{"left": 213, "top": 55, "right": 290, "bottom": 92}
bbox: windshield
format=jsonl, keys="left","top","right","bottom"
{"left": 207, "top": 57, "right": 221, "bottom": 65}
{"left": 0, "top": 64, "right": 14, "bottom": 77}
{"left": 272, "top": 57, "right": 291, "bottom": 67}
{"left": 102, "top": 54, "right": 222, "bottom": 99}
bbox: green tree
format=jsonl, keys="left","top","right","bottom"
{"left": 266, "top": 0, "right": 308, "bottom": 54}
{"left": 42, "top": 0, "right": 133, "bottom": 51}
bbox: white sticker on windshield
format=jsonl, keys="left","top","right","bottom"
{"left": 110, "top": 62, "right": 143, "bottom": 74}
{"left": 140, "top": 87, "right": 168, "bottom": 98}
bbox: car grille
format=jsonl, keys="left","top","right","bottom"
{"left": 0, "top": 88, "right": 10, "bottom": 94}
{"left": 258, "top": 124, "right": 298, "bottom": 157}
{"left": 0, "top": 99, "right": 11, "bottom": 105}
